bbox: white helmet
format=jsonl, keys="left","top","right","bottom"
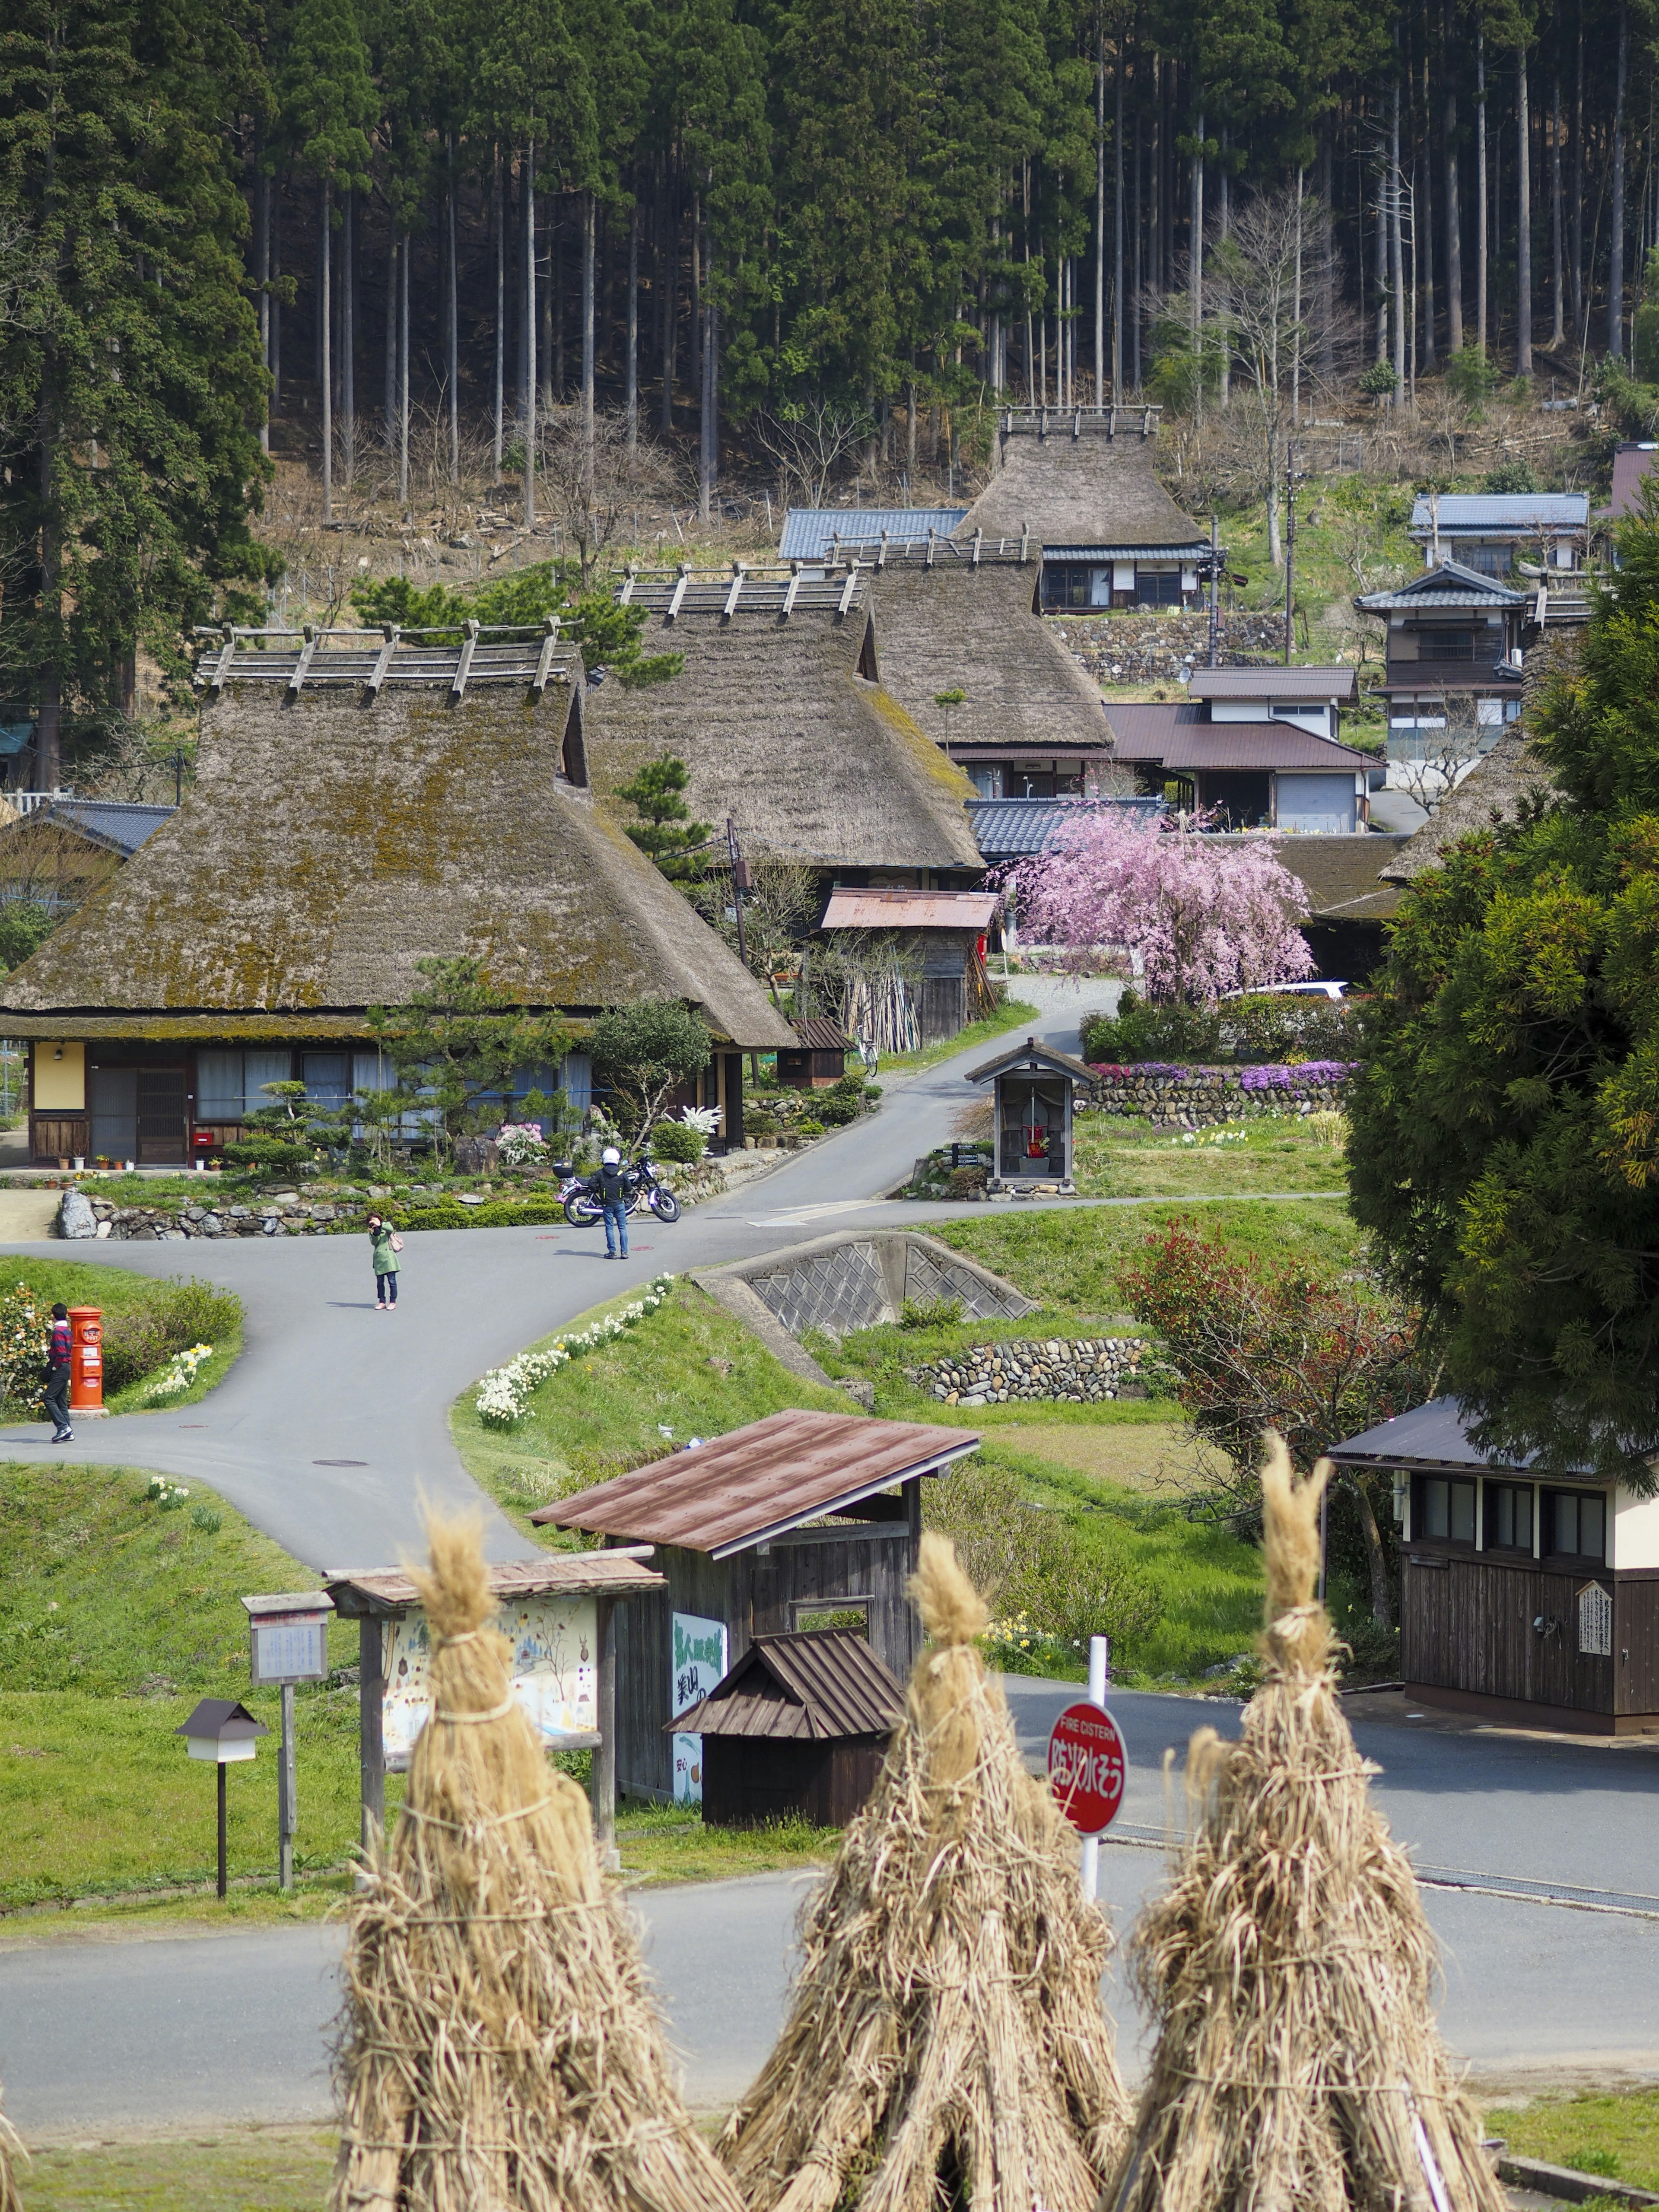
{"left": 601, "top": 1146, "right": 621, "bottom": 1165}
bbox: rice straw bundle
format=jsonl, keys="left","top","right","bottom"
{"left": 0, "top": 2083, "right": 24, "bottom": 2212}
{"left": 329, "top": 1512, "right": 747, "bottom": 2212}
{"left": 1108, "top": 1436, "right": 1509, "bottom": 2212}
{"left": 719, "top": 1531, "right": 1128, "bottom": 2212}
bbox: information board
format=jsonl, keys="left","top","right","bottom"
{"left": 671, "top": 1611, "right": 728, "bottom": 1810}
{"left": 250, "top": 1614, "right": 330, "bottom": 1685}
{"left": 382, "top": 1595, "right": 599, "bottom": 1767}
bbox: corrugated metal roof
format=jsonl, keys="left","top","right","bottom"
{"left": 323, "top": 1552, "right": 666, "bottom": 1616}
{"left": 673, "top": 1629, "right": 904, "bottom": 1741}
{"left": 790, "top": 1016, "right": 851, "bottom": 1051}
{"left": 1408, "top": 493, "right": 1589, "bottom": 532}
{"left": 779, "top": 508, "right": 968, "bottom": 559}
{"left": 534, "top": 1409, "right": 980, "bottom": 1557}
{"left": 1326, "top": 1394, "right": 1592, "bottom": 1477}
{"left": 966, "top": 796, "right": 1162, "bottom": 858}
{"left": 1355, "top": 560, "right": 1528, "bottom": 610}
{"left": 1186, "top": 667, "right": 1357, "bottom": 702}
{"left": 820, "top": 889, "right": 1000, "bottom": 931}
{"left": 1105, "top": 703, "right": 1370, "bottom": 770}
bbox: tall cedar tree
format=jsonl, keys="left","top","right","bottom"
{"left": 0, "top": 0, "right": 273, "bottom": 782}
{"left": 1348, "top": 494, "right": 1659, "bottom": 1485}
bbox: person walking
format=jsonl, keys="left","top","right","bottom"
{"left": 591, "top": 1145, "right": 629, "bottom": 1260}
{"left": 367, "top": 1212, "right": 402, "bottom": 1309}
{"left": 44, "top": 1302, "right": 73, "bottom": 1441}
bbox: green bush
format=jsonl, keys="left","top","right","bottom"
{"left": 797, "top": 1119, "right": 826, "bottom": 1138}
{"left": 649, "top": 1120, "right": 706, "bottom": 1164}
{"left": 100, "top": 1279, "right": 243, "bottom": 1396}
{"left": 900, "top": 1295, "right": 965, "bottom": 1329}
{"left": 468, "top": 1195, "right": 567, "bottom": 1227}
{"left": 1081, "top": 993, "right": 1223, "bottom": 1064}
{"left": 0, "top": 1283, "right": 48, "bottom": 1408}
{"left": 1484, "top": 458, "right": 1538, "bottom": 495}
{"left": 1217, "top": 993, "right": 1354, "bottom": 1062}
{"left": 814, "top": 1094, "right": 861, "bottom": 1126}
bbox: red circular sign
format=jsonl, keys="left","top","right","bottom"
{"left": 1047, "top": 1700, "right": 1127, "bottom": 1837}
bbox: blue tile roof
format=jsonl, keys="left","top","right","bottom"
{"left": 967, "top": 795, "right": 1163, "bottom": 859}
{"left": 779, "top": 507, "right": 969, "bottom": 559}
{"left": 38, "top": 800, "right": 175, "bottom": 857}
{"left": 1409, "top": 493, "right": 1589, "bottom": 532}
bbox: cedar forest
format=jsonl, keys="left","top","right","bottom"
{"left": 3, "top": 0, "right": 1659, "bottom": 780}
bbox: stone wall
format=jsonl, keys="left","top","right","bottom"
{"left": 1048, "top": 611, "right": 1289, "bottom": 684}
{"left": 1086, "top": 1063, "right": 1352, "bottom": 1128}
{"left": 903, "top": 1336, "right": 1154, "bottom": 1407}
{"left": 81, "top": 1195, "right": 367, "bottom": 1239}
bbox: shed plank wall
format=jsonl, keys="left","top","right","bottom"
{"left": 1402, "top": 1556, "right": 1616, "bottom": 1713}
{"left": 1616, "top": 1576, "right": 1659, "bottom": 1716}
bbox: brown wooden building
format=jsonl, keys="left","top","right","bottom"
{"left": 1328, "top": 1397, "right": 1659, "bottom": 1734}
{"left": 531, "top": 1408, "right": 979, "bottom": 1803}
{"left": 672, "top": 1627, "right": 903, "bottom": 1827}
{"left": 776, "top": 1016, "right": 852, "bottom": 1089}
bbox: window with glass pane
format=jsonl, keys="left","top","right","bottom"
{"left": 196, "top": 1051, "right": 244, "bottom": 1120}
{"left": 1487, "top": 1482, "right": 1534, "bottom": 1552}
{"left": 243, "top": 1049, "right": 292, "bottom": 1112}
{"left": 1546, "top": 1489, "right": 1606, "bottom": 1561}
{"left": 1417, "top": 1475, "right": 1476, "bottom": 1544}
{"left": 302, "top": 1053, "right": 350, "bottom": 1109}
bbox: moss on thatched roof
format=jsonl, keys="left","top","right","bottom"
{"left": 586, "top": 602, "right": 982, "bottom": 872}
{"left": 0, "top": 681, "right": 793, "bottom": 1049}
{"left": 865, "top": 563, "right": 1114, "bottom": 755}
{"left": 955, "top": 428, "right": 1204, "bottom": 550}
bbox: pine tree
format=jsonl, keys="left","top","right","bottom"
{"left": 0, "top": 0, "right": 273, "bottom": 785}
{"left": 615, "top": 755, "right": 715, "bottom": 879}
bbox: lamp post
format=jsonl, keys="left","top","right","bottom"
{"left": 175, "top": 1698, "right": 269, "bottom": 1900}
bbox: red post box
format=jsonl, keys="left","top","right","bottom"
{"left": 69, "top": 1307, "right": 105, "bottom": 1416}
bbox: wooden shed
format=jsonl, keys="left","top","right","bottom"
{"left": 1328, "top": 1397, "right": 1659, "bottom": 1735}
{"left": 777, "top": 1015, "right": 852, "bottom": 1089}
{"left": 965, "top": 1034, "right": 1096, "bottom": 1191}
{"left": 820, "top": 888, "right": 1000, "bottom": 1045}
{"left": 531, "top": 1408, "right": 979, "bottom": 1804}
{"left": 671, "top": 1627, "right": 903, "bottom": 1827}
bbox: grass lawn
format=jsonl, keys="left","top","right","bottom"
{"left": 879, "top": 995, "right": 1042, "bottom": 1076}
{"left": 1486, "top": 2086, "right": 1659, "bottom": 2190}
{"left": 1071, "top": 1113, "right": 1349, "bottom": 1199}
{"left": 15, "top": 2127, "right": 340, "bottom": 2211}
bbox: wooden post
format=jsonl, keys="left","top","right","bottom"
{"left": 278, "top": 1680, "right": 296, "bottom": 1892}
{"left": 594, "top": 1596, "right": 618, "bottom": 1867}
{"left": 359, "top": 1615, "right": 385, "bottom": 1850}
{"left": 216, "top": 1762, "right": 228, "bottom": 1901}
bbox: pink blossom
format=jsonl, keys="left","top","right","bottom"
{"left": 1011, "top": 814, "right": 1315, "bottom": 1004}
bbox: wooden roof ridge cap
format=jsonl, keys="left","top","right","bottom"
{"left": 322, "top": 1547, "right": 664, "bottom": 1615}
{"left": 965, "top": 1033, "right": 1098, "bottom": 1084}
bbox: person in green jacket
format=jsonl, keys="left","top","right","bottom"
{"left": 367, "top": 1213, "right": 401, "bottom": 1309}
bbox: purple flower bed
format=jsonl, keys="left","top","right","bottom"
{"left": 1238, "top": 1061, "right": 1358, "bottom": 1091}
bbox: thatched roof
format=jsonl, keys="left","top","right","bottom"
{"left": 1211, "top": 833, "right": 1407, "bottom": 922}
{"left": 863, "top": 561, "right": 1115, "bottom": 755}
{"left": 586, "top": 597, "right": 982, "bottom": 873}
{"left": 0, "top": 669, "right": 794, "bottom": 1049}
{"left": 1378, "top": 729, "right": 1559, "bottom": 881}
{"left": 955, "top": 422, "right": 1205, "bottom": 551}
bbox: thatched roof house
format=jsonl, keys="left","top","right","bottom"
{"left": 1378, "top": 728, "right": 1559, "bottom": 882}
{"left": 588, "top": 572, "right": 982, "bottom": 880}
{"left": 0, "top": 628, "right": 790, "bottom": 1165}
{"left": 954, "top": 406, "right": 1210, "bottom": 611}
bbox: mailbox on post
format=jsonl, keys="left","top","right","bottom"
{"left": 68, "top": 1306, "right": 105, "bottom": 1417}
{"left": 243, "top": 1591, "right": 334, "bottom": 1892}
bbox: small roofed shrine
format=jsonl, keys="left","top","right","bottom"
{"left": 965, "top": 1034, "right": 1096, "bottom": 1194}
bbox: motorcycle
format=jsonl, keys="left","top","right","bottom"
{"left": 562, "top": 1154, "right": 681, "bottom": 1228}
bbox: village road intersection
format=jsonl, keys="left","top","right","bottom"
{"left": 4, "top": 972, "right": 1657, "bottom": 2128}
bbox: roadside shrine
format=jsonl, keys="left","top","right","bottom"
{"left": 532, "top": 1408, "right": 979, "bottom": 1806}
{"left": 322, "top": 1551, "right": 667, "bottom": 1851}
{"left": 964, "top": 1033, "right": 1096, "bottom": 1192}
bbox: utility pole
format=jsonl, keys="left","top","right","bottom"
{"left": 1208, "top": 515, "right": 1220, "bottom": 668}
{"left": 727, "top": 817, "right": 760, "bottom": 1088}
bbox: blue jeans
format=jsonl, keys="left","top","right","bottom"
{"left": 602, "top": 1198, "right": 629, "bottom": 1257}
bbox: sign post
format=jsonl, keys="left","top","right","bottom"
{"left": 244, "top": 1592, "right": 333, "bottom": 1891}
{"left": 1047, "top": 1634, "right": 1126, "bottom": 1901}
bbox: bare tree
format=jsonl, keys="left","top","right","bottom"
{"left": 1190, "top": 188, "right": 1354, "bottom": 567}
{"left": 690, "top": 852, "right": 819, "bottom": 1006}
{"left": 752, "top": 400, "right": 875, "bottom": 511}
{"left": 1387, "top": 693, "right": 1489, "bottom": 816}
{"left": 534, "top": 407, "right": 672, "bottom": 584}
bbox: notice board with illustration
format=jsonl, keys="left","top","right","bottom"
{"left": 382, "top": 1594, "right": 599, "bottom": 1767}
{"left": 671, "top": 1610, "right": 728, "bottom": 1808}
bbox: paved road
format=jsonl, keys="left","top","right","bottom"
{"left": 0, "top": 976, "right": 1112, "bottom": 1569}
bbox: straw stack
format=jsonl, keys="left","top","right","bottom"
{"left": 1109, "top": 1436, "right": 1509, "bottom": 2212}
{"left": 719, "top": 1531, "right": 1128, "bottom": 2212}
{"left": 329, "top": 1512, "right": 747, "bottom": 2212}
{"left": 0, "top": 2085, "right": 23, "bottom": 2212}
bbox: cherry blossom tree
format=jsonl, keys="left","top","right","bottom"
{"left": 1012, "top": 812, "right": 1315, "bottom": 1003}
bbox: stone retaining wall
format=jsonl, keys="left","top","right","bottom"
{"left": 904, "top": 1336, "right": 1153, "bottom": 1407}
{"left": 1086, "top": 1063, "right": 1352, "bottom": 1129}
{"left": 1048, "top": 611, "right": 1289, "bottom": 684}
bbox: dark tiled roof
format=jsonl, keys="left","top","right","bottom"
{"left": 535, "top": 1409, "right": 980, "bottom": 1557}
{"left": 36, "top": 800, "right": 175, "bottom": 857}
{"left": 779, "top": 508, "right": 968, "bottom": 558}
{"left": 1105, "top": 703, "right": 1371, "bottom": 771}
{"left": 1327, "top": 1394, "right": 1592, "bottom": 1476}
{"left": 966, "top": 1034, "right": 1098, "bottom": 1085}
{"left": 966, "top": 796, "right": 1162, "bottom": 859}
{"left": 1356, "top": 559, "right": 1528, "bottom": 611}
{"left": 1408, "top": 493, "right": 1589, "bottom": 534}
{"left": 671, "top": 1629, "right": 904, "bottom": 1741}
